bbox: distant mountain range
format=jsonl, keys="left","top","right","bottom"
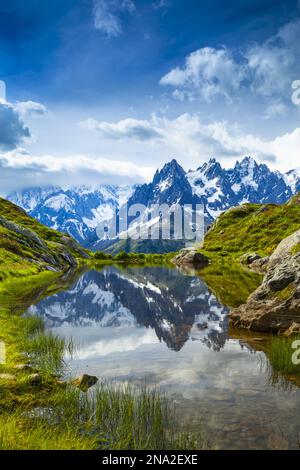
{"left": 7, "top": 157, "right": 300, "bottom": 252}
{"left": 8, "top": 185, "right": 134, "bottom": 246}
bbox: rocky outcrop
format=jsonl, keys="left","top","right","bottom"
{"left": 0, "top": 215, "right": 83, "bottom": 272}
{"left": 173, "top": 248, "right": 210, "bottom": 267}
{"left": 230, "top": 230, "right": 300, "bottom": 334}
{"left": 0, "top": 197, "right": 92, "bottom": 281}
{"left": 61, "top": 236, "right": 90, "bottom": 259}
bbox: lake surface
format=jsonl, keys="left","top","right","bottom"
{"left": 26, "top": 265, "right": 300, "bottom": 449}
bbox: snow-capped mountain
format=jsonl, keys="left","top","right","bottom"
{"left": 187, "top": 156, "right": 292, "bottom": 219}
{"left": 8, "top": 184, "right": 134, "bottom": 245}
{"left": 7, "top": 156, "right": 298, "bottom": 250}
{"left": 111, "top": 156, "right": 293, "bottom": 247}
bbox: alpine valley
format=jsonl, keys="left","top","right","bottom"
{"left": 7, "top": 156, "right": 300, "bottom": 253}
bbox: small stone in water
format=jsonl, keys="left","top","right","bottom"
{"left": 72, "top": 374, "right": 98, "bottom": 391}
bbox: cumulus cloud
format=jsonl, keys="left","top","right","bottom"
{"left": 0, "top": 80, "right": 46, "bottom": 150}
{"left": 0, "top": 101, "right": 30, "bottom": 151}
{"left": 245, "top": 18, "right": 300, "bottom": 98}
{"left": 93, "top": 0, "right": 135, "bottom": 37}
{"left": 0, "top": 148, "right": 154, "bottom": 196}
{"left": 79, "top": 112, "right": 300, "bottom": 170}
{"left": 80, "top": 117, "right": 162, "bottom": 141}
{"left": 160, "top": 16, "right": 300, "bottom": 104}
{"left": 160, "top": 47, "right": 247, "bottom": 102}
{"left": 15, "top": 100, "right": 47, "bottom": 117}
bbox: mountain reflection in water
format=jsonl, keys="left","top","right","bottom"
{"left": 25, "top": 265, "right": 300, "bottom": 449}
{"left": 27, "top": 266, "right": 229, "bottom": 352}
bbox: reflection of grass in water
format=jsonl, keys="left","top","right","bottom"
{"left": 200, "top": 262, "right": 262, "bottom": 308}
{"left": 0, "top": 274, "right": 205, "bottom": 450}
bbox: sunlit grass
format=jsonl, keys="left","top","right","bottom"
{"left": 0, "top": 411, "right": 97, "bottom": 450}
{"left": 201, "top": 203, "right": 300, "bottom": 262}
{"left": 0, "top": 382, "right": 203, "bottom": 450}
{"left": 268, "top": 336, "right": 300, "bottom": 375}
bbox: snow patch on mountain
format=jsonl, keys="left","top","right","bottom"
{"left": 284, "top": 168, "right": 300, "bottom": 193}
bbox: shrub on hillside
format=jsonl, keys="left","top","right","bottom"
{"left": 94, "top": 251, "right": 112, "bottom": 260}
{"left": 114, "top": 251, "right": 129, "bottom": 261}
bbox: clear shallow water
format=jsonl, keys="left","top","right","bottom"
{"left": 26, "top": 266, "right": 300, "bottom": 449}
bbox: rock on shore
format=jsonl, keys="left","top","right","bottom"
{"left": 173, "top": 248, "right": 210, "bottom": 267}
{"left": 230, "top": 229, "right": 300, "bottom": 335}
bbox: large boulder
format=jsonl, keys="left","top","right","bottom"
{"left": 173, "top": 248, "right": 210, "bottom": 267}
{"left": 230, "top": 229, "right": 300, "bottom": 334}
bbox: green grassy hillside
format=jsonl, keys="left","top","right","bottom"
{"left": 0, "top": 198, "right": 89, "bottom": 283}
{"left": 201, "top": 196, "right": 300, "bottom": 261}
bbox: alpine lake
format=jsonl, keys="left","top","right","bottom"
{"left": 20, "top": 262, "right": 300, "bottom": 450}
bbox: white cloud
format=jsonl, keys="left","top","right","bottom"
{"left": 263, "top": 101, "right": 288, "bottom": 119}
{"left": 79, "top": 112, "right": 300, "bottom": 171}
{"left": 15, "top": 100, "right": 46, "bottom": 117}
{"left": 93, "top": 0, "right": 135, "bottom": 37}
{"left": 245, "top": 18, "right": 300, "bottom": 97}
{"left": 0, "top": 100, "right": 30, "bottom": 151}
{"left": 160, "top": 17, "right": 300, "bottom": 105}
{"left": 0, "top": 81, "right": 45, "bottom": 150}
{"left": 80, "top": 117, "right": 162, "bottom": 141}
{"left": 160, "top": 47, "right": 247, "bottom": 102}
{"left": 0, "top": 148, "right": 154, "bottom": 196}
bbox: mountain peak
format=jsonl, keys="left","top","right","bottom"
{"left": 196, "top": 157, "right": 223, "bottom": 179}
{"left": 163, "top": 158, "right": 184, "bottom": 172}
{"left": 236, "top": 156, "right": 258, "bottom": 168}
{"left": 153, "top": 159, "right": 186, "bottom": 185}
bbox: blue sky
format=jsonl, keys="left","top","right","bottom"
{"left": 0, "top": 0, "right": 300, "bottom": 194}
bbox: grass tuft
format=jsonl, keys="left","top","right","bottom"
{"left": 267, "top": 335, "right": 300, "bottom": 377}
